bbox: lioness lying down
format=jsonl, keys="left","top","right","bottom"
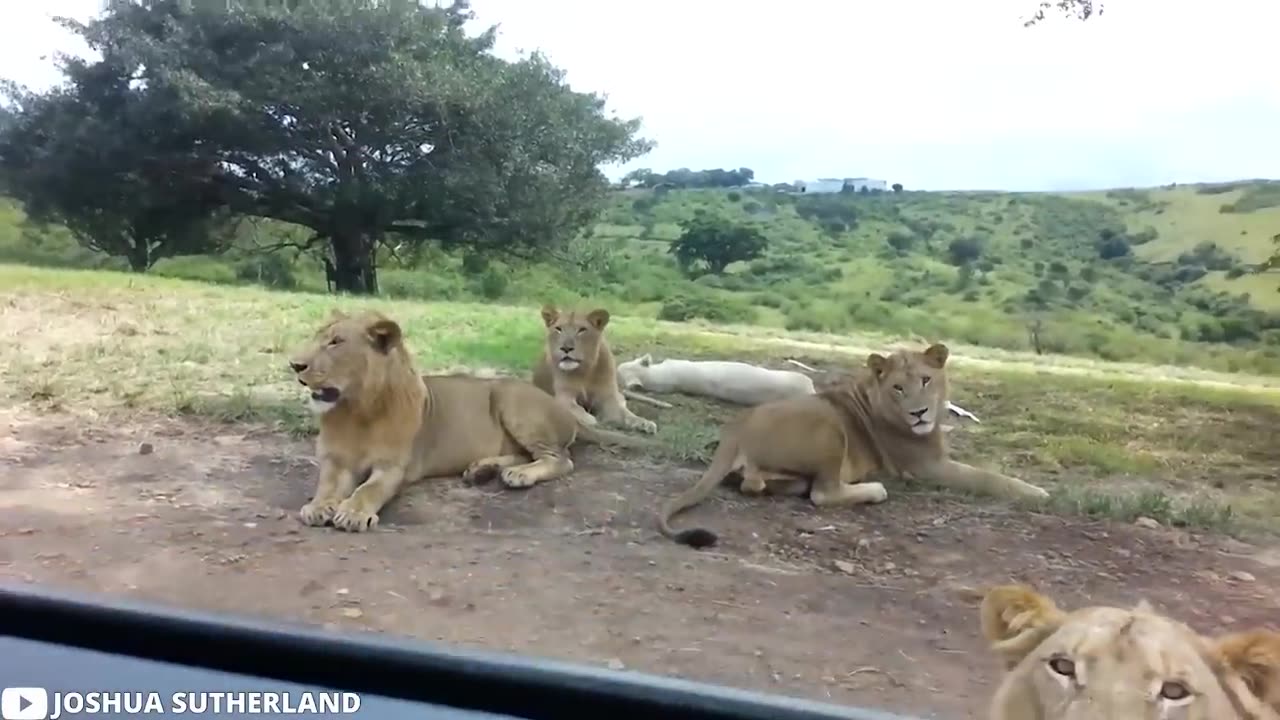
{"left": 657, "top": 343, "right": 1049, "bottom": 548}
{"left": 982, "top": 584, "right": 1280, "bottom": 719}
{"left": 617, "top": 353, "right": 983, "bottom": 424}
{"left": 288, "top": 309, "right": 653, "bottom": 532}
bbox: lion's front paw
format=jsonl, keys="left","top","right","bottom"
{"left": 1024, "top": 484, "right": 1051, "bottom": 500}
{"left": 863, "top": 482, "right": 889, "bottom": 504}
{"left": 332, "top": 497, "right": 380, "bottom": 532}
{"left": 299, "top": 499, "right": 339, "bottom": 527}
{"left": 575, "top": 411, "right": 599, "bottom": 426}
{"left": 499, "top": 466, "right": 538, "bottom": 489}
{"left": 628, "top": 416, "right": 658, "bottom": 434}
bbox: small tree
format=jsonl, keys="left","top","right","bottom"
{"left": 1096, "top": 229, "right": 1132, "bottom": 260}
{"left": 669, "top": 216, "right": 768, "bottom": 276}
{"left": 885, "top": 231, "right": 915, "bottom": 255}
{"left": 946, "top": 236, "right": 983, "bottom": 266}
{"left": 892, "top": 183, "right": 904, "bottom": 193}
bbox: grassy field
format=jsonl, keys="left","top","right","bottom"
{"left": 4, "top": 181, "right": 1280, "bottom": 377}
{"left": 4, "top": 263, "right": 1279, "bottom": 538}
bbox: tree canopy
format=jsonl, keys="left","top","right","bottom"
{"left": 621, "top": 167, "right": 755, "bottom": 190}
{"left": 0, "top": 56, "right": 239, "bottom": 272}
{"left": 0, "top": 0, "right": 652, "bottom": 292}
{"left": 1023, "top": 0, "right": 1102, "bottom": 26}
{"left": 669, "top": 216, "right": 768, "bottom": 276}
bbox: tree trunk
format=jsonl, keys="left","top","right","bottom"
{"left": 329, "top": 230, "right": 379, "bottom": 294}
{"left": 127, "top": 241, "right": 151, "bottom": 273}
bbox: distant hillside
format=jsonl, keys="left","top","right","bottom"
{"left": 1073, "top": 182, "right": 1280, "bottom": 309}
{"left": 588, "top": 181, "right": 1280, "bottom": 373}
{"left": 1, "top": 180, "right": 1278, "bottom": 375}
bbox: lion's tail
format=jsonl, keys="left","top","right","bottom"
{"left": 655, "top": 428, "right": 739, "bottom": 549}
{"left": 575, "top": 423, "right": 659, "bottom": 449}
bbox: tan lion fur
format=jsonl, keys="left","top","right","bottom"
{"left": 656, "top": 343, "right": 1049, "bottom": 548}
{"left": 981, "top": 584, "right": 1280, "bottom": 720}
{"left": 288, "top": 309, "right": 654, "bottom": 533}
{"left": 531, "top": 304, "right": 658, "bottom": 435}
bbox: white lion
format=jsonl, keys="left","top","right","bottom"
{"left": 617, "top": 355, "right": 817, "bottom": 406}
{"left": 617, "top": 354, "right": 981, "bottom": 422}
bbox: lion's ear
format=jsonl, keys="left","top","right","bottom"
{"left": 866, "top": 353, "right": 890, "bottom": 377}
{"left": 366, "top": 318, "right": 403, "bottom": 354}
{"left": 1212, "top": 630, "right": 1280, "bottom": 706}
{"left": 540, "top": 305, "right": 559, "bottom": 328}
{"left": 981, "top": 585, "right": 1065, "bottom": 670}
{"left": 923, "top": 343, "right": 949, "bottom": 369}
{"left": 586, "top": 308, "right": 610, "bottom": 331}
{"left": 639, "top": 353, "right": 652, "bottom": 367}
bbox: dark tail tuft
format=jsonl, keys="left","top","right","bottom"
{"left": 674, "top": 528, "right": 718, "bottom": 549}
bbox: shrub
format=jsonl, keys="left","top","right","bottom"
{"left": 657, "top": 294, "right": 756, "bottom": 324}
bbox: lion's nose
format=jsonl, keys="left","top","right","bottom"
{"left": 290, "top": 362, "right": 308, "bottom": 373}
{"left": 560, "top": 345, "right": 573, "bottom": 354}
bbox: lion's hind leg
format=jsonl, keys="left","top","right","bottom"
{"left": 739, "top": 464, "right": 809, "bottom": 497}
{"left": 496, "top": 447, "right": 574, "bottom": 489}
{"left": 493, "top": 384, "right": 576, "bottom": 489}
{"left": 463, "top": 455, "right": 529, "bottom": 484}
{"left": 809, "top": 456, "right": 888, "bottom": 508}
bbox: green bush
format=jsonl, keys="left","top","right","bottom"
{"left": 234, "top": 253, "right": 298, "bottom": 289}
{"left": 657, "top": 293, "right": 756, "bottom": 325}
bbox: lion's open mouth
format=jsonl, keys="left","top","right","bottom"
{"left": 311, "top": 387, "right": 341, "bottom": 403}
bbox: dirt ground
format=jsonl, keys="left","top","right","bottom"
{"left": 2, "top": 407, "right": 1279, "bottom": 719}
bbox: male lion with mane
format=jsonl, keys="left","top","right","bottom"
{"left": 288, "top": 309, "right": 653, "bottom": 533}
{"left": 981, "top": 584, "right": 1280, "bottom": 719}
{"left": 531, "top": 304, "right": 658, "bottom": 434}
{"left": 657, "top": 343, "right": 1049, "bottom": 548}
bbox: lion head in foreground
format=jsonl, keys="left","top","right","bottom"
{"left": 541, "top": 305, "right": 610, "bottom": 373}
{"left": 861, "top": 343, "right": 950, "bottom": 436}
{"left": 982, "top": 584, "right": 1280, "bottom": 720}
{"left": 287, "top": 309, "right": 416, "bottom": 416}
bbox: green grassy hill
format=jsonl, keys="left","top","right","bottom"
{"left": 2, "top": 179, "right": 1278, "bottom": 375}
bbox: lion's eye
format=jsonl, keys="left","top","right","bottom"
{"left": 328, "top": 337, "right": 344, "bottom": 347}
{"left": 892, "top": 384, "right": 905, "bottom": 393}
{"left": 1159, "top": 681, "right": 1190, "bottom": 701}
{"left": 1048, "top": 657, "right": 1076, "bottom": 677}
{"left": 577, "top": 328, "right": 586, "bottom": 335}
{"left": 921, "top": 376, "right": 931, "bottom": 387}
{"left": 553, "top": 326, "right": 563, "bottom": 333}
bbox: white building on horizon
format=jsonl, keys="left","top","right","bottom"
{"left": 793, "top": 177, "right": 888, "bottom": 194}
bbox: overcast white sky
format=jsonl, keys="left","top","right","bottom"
{"left": 3, "top": 0, "right": 1276, "bottom": 191}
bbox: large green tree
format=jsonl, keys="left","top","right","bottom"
{"left": 7, "top": 0, "right": 651, "bottom": 292}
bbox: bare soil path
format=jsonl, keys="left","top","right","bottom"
{"left": 2, "top": 407, "right": 1278, "bottom": 719}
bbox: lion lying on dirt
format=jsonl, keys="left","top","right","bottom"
{"left": 981, "top": 584, "right": 1280, "bottom": 719}
{"left": 531, "top": 304, "right": 658, "bottom": 435}
{"left": 657, "top": 343, "right": 1049, "bottom": 548}
{"left": 618, "top": 353, "right": 983, "bottom": 425}
{"left": 288, "top": 309, "right": 654, "bottom": 533}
